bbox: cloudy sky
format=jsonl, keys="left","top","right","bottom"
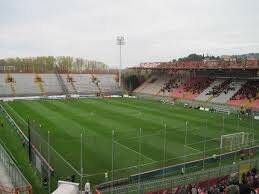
{"left": 0, "top": 0, "right": 259, "bottom": 67}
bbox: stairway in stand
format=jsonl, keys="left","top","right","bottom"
{"left": 91, "top": 74, "right": 104, "bottom": 96}
{"left": 66, "top": 74, "right": 78, "bottom": 95}
{"left": 55, "top": 67, "right": 70, "bottom": 98}
{"left": 71, "top": 82, "right": 77, "bottom": 93}
{"left": 34, "top": 74, "right": 46, "bottom": 96}
{"left": 5, "top": 74, "right": 16, "bottom": 97}
{"left": 10, "top": 82, "right": 16, "bottom": 97}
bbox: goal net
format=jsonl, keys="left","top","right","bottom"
{"left": 220, "top": 132, "right": 250, "bottom": 151}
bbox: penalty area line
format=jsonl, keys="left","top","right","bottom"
{"left": 185, "top": 145, "right": 203, "bottom": 154}
{"left": 114, "top": 140, "right": 156, "bottom": 162}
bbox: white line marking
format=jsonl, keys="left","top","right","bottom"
{"left": 114, "top": 140, "right": 156, "bottom": 162}
{"left": 3, "top": 103, "right": 81, "bottom": 175}
{"left": 185, "top": 145, "right": 203, "bottom": 153}
{"left": 5, "top": 103, "right": 27, "bottom": 125}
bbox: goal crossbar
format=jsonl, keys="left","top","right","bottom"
{"left": 220, "top": 132, "right": 249, "bottom": 151}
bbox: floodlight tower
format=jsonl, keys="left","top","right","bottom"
{"left": 116, "top": 36, "right": 125, "bottom": 87}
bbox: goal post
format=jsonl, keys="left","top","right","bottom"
{"left": 220, "top": 132, "right": 250, "bottom": 151}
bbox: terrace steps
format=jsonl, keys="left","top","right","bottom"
{"left": 206, "top": 95, "right": 214, "bottom": 103}
{"left": 71, "top": 82, "right": 77, "bottom": 93}
{"left": 171, "top": 77, "right": 212, "bottom": 100}
{"left": 211, "top": 80, "right": 246, "bottom": 104}
{"left": 134, "top": 75, "right": 171, "bottom": 96}
{"left": 38, "top": 82, "right": 45, "bottom": 95}
{"left": 34, "top": 74, "right": 46, "bottom": 95}
{"left": 196, "top": 80, "right": 224, "bottom": 102}
{"left": 64, "top": 75, "right": 78, "bottom": 94}
{"left": 231, "top": 90, "right": 259, "bottom": 109}
{"left": 242, "top": 93, "right": 258, "bottom": 108}
{"left": 91, "top": 74, "right": 104, "bottom": 96}
{"left": 155, "top": 76, "right": 171, "bottom": 96}
{"left": 10, "top": 83, "right": 16, "bottom": 97}
{"left": 0, "top": 73, "right": 120, "bottom": 97}
{"left": 249, "top": 92, "right": 259, "bottom": 109}
{"left": 134, "top": 76, "right": 157, "bottom": 93}
{"left": 251, "top": 99, "right": 259, "bottom": 109}
{"left": 227, "top": 99, "right": 247, "bottom": 107}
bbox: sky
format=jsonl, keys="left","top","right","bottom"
{"left": 0, "top": 0, "right": 259, "bottom": 68}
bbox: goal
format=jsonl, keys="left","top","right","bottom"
{"left": 220, "top": 132, "right": 250, "bottom": 151}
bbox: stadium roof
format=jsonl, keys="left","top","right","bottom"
{"left": 130, "top": 60, "right": 259, "bottom": 70}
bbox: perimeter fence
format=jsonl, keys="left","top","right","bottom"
{"left": 0, "top": 142, "right": 32, "bottom": 194}
{"left": 0, "top": 101, "right": 258, "bottom": 193}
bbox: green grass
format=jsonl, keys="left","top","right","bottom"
{"left": 3, "top": 98, "right": 259, "bottom": 186}
{"left": 0, "top": 113, "right": 47, "bottom": 194}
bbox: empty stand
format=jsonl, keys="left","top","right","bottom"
{"left": 55, "top": 67, "right": 70, "bottom": 97}
{"left": 11, "top": 74, "right": 41, "bottom": 96}
{"left": 134, "top": 76, "right": 158, "bottom": 93}
{"left": 0, "top": 75, "right": 13, "bottom": 97}
{"left": 5, "top": 74, "right": 16, "bottom": 97}
{"left": 34, "top": 74, "right": 46, "bottom": 96}
{"left": 91, "top": 74, "right": 104, "bottom": 96}
{"left": 0, "top": 73, "right": 121, "bottom": 97}
{"left": 133, "top": 74, "right": 172, "bottom": 96}
{"left": 95, "top": 74, "right": 122, "bottom": 95}
{"left": 73, "top": 74, "right": 99, "bottom": 95}
{"left": 61, "top": 74, "right": 78, "bottom": 95}
{"left": 41, "top": 74, "right": 63, "bottom": 95}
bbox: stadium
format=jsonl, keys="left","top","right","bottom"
{"left": 0, "top": 55, "right": 259, "bottom": 194}
{"left": 1, "top": 1, "right": 259, "bottom": 194}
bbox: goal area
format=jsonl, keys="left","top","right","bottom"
{"left": 220, "top": 132, "right": 250, "bottom": 151}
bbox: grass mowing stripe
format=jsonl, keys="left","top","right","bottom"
{"left": 106, "top": 99, "right": 241, "bottom": 137}
{"left": 185, "top": 145, "right": 203, "bottom": 153}
{"left": 114, "top": 140, "right": 156, "bottom": 162}
{"left": 5, "top": 98, "right": 258, "bottom": 185}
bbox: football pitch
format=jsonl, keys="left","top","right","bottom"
{"left": 2, "top": 98, "right": 259, "bottom": 184}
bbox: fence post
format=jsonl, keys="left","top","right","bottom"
{"left": 171, "top": 179, "right": 174, "bottom": 193}
{"left": 183, "top": 121, "right": 188, "bottom": 174}
{"left": 111, "top": 130, "right": 115, "bottom": 194}
{"left": 138, "top": 128, "right": 142, "bottom": 194}
{"left": 163, "top": 124, "right": 167, "bottom": 178}
{"left": 28, "top": 119, "right": 32, "bottom": 163}
{"left": 80, "top": 133, "right": 83, "bottom": 192}
{"left": 47, "top": 131, "right": 51, "bottom": 193}
{"left": 203, "top": 120, "right": 207, "bottom": 170}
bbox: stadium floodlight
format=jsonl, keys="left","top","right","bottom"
{"left": 116, "top": 35, "right": 125, "bottom": 87}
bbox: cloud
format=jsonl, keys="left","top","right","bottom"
{"left": 0, "top": 0, "right": 259, "bottom": 67}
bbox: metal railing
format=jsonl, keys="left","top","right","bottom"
{"left": 55, "top": 66, "right": 70, "bottom": 98}
{"left": 99, "top": 158, "right": 259, "bottom": 194}
{"left": 0, "top": 143, "right": 32, "bottom": 194}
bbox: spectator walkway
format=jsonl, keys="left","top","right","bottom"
{"left": 0, "top": 161, "right": 13, "bottom": 188}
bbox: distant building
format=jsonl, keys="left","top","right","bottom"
{"left": 0, "top": 65, "right": 16, "bottom": 71}
{"left": 247, "top": 56, "right": 257, "bottom": 60}
{"left": 221, "top": 55, "right": 236, "bottom": 62}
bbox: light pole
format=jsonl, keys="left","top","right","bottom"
{"left": 116, "top": 36, "right": 125, "bottom": 87}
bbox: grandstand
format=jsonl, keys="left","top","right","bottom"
{"left": 0, "top": 73, "right": 122, "bottom": 98}
{"left": 2, "top": 0, "right": 259, "bottom": 192}
{"left": 228, "top": 81, "right": 259, "bottom": 109}
{"left": 0, "top": 59, "right": 258, "bottom": 194}
{"left": 134, "top": 74, "right": 171, "bottom": 96}
{"left": 132, "top": 60, "right": 259, "bottom": 111}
